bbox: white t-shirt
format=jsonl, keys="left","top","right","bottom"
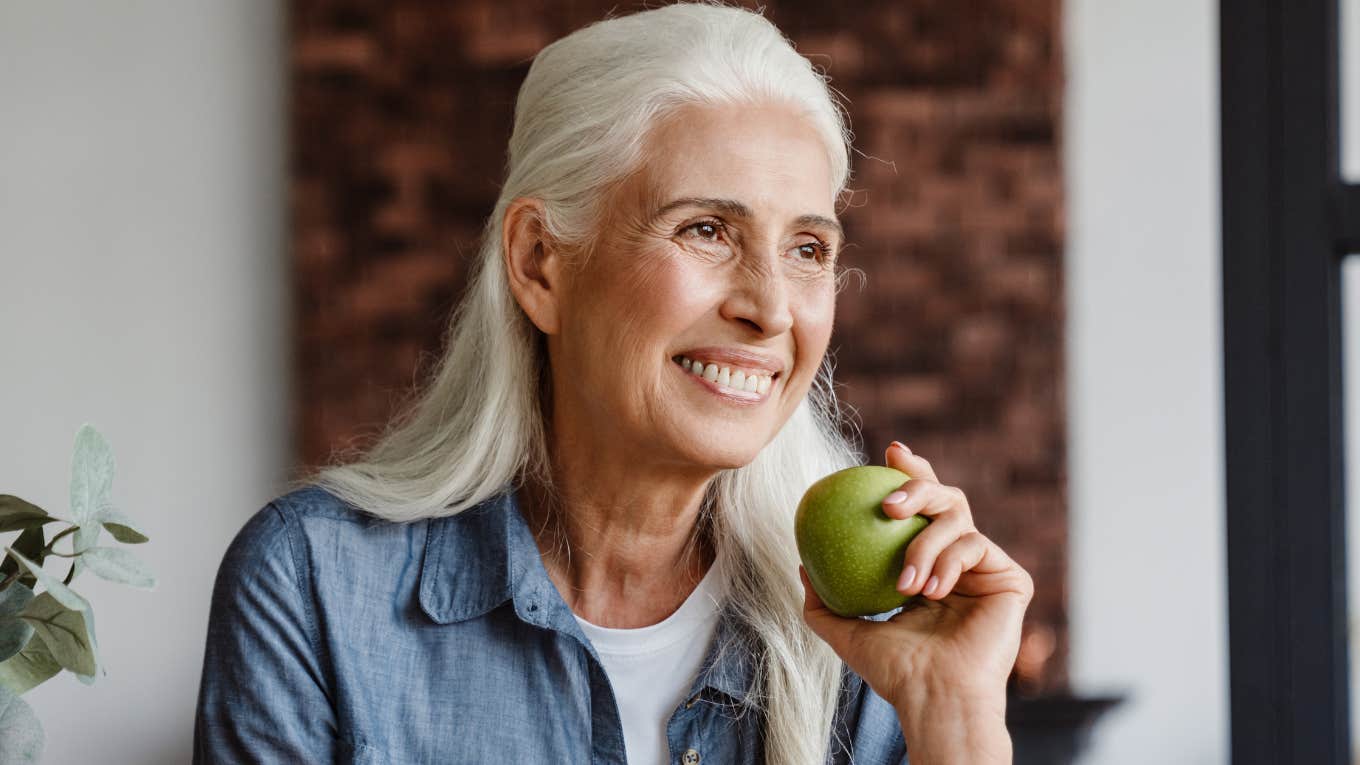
{"left": 574, "top": 557, "right": 727, "bottom": 765}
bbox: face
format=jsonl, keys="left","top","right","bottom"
{"left": 549, "top": 101, "right": 842, "bottom": 471}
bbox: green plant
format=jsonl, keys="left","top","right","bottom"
{"left": 0, "top": 424, "right": 155, "bottom": 763}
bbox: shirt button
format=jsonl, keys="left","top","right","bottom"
{"left": 682, "top": 749, "right": 700, "bottom": 765}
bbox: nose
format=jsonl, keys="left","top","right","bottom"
{"left": 720, "top": 255, "right": 794, "bottom": 337}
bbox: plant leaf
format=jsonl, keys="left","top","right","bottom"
{"left": 0, "top": 583, "right": 35, "bottom": 663}
{"left": 67, "top": 427, "right": 122, "bottom": 586}
{"left": 0, "top": 583, "right": 33, "bottom": 620}
{"left": 72, "top": 605, "right": 102, "bottom": 685}
{"left": 0, "top": 621, "right": 32, "bottom": 666}
{"left": 0, "top": 631, "right": 60, "bottom": 695}
{"left": 69, "top": 424, "right": 115, "bottom": 526}
{"left": 0, "top": 684, "right": 43, "bottom": 763}
{"left": 0, "top": 527, "right": 44, "bottom": 590}
{"left": 79, "top": 547, "right": 156, "bottom": 590}
{"left": 3, "top": 549, "right": 89, "bottom": 613}
{"left": 18, "top": 593, "right": 95, "bottom": 676}
{"left": 0, "top": 631, "right": 57, "bottom": 694}
{"left": 95, "top": 506, "right": 148, "bottom": 544}
{"left": 0, "top": 497, "right": 58, "bottom": 534}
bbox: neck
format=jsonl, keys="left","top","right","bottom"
{"left": 519, "top": 434, "right": 718, "bottom": 628}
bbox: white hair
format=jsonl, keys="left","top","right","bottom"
{"left": 306, "top": 3, "right": 864, "bottom": 763}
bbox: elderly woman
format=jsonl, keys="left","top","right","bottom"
{"left": 194, "top": 4, "right": 1031, "bottom": 764}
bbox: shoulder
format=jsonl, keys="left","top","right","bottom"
{"left": 267, "top": 484, "right": 390, "bottom": 528}
{"left": 218, "top": 485, "right": 426, "bottom": 590}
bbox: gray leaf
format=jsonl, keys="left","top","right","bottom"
{"left": 97, "top": 507, "right": 149, "bottom": 544}
{"left": 68, "top": 424, "right": 114, "bottom": 528}
{"left": 73, "top": 523, "right": 100, "bottom": 556}
{"left": 0, "top": 583, "right": 34, "bottom": 620}
{"left": 0, "top": 685, "right": 43, "bottom": 763}
{"left": 19, "top": 593, "right": 96, "bottom": 676}
{"left": 0, "top": 584, "right": 36, "bottom": 663}
{"left": 0, "top": 631, "right": 61, "bottom": 695}
{"left": 3, "top": 549, "right": 89, "bottom": 613}
{"left": 0, "top": 621, "right": 32, "bottom": 665}
{"left": 80, "top": 547, "right": 156, "bottom": 590}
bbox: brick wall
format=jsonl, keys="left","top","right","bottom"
{"left": 291, "top": 0, "right": 1066, "bottom": 692}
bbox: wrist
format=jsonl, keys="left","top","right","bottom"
{"left": 894, "top": 677, "right": 1011, "bottom": 764}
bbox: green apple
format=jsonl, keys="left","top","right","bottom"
{"left": 795, "top": 465, "right": 930, "bottom": 617}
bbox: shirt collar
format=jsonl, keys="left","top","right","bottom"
{"left": 417, "top": 484, "right": 753, "bottom": 704}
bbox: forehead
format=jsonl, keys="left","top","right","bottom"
{"left": 630, "top": 102, "right": 838, "bottom": 220}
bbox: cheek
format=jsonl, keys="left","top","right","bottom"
{"left": 794, "top": 284, "right": 837, "bottom": 354}
{"left": 582, "top": 250, "right": 712, "bottom": 365}
{"left": 618, "top": 251, "right": 719, "bottom": 325}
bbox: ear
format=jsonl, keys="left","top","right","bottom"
{"left": 502, "top": 197, "right": 564, "bottom": 335}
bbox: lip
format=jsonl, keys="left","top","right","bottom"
{"left": 671, "top": 357, "right": 775, "bottom": 404}
{"left": 670, "top": 347, "right": 787, "bottom": 377}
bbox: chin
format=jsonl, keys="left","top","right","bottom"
{"left": 690, "top": 442, "right": 764, "bottom": 471}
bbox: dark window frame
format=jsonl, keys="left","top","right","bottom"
{"left": 1221, "top": 0, "right": 1356, "bottom": 762}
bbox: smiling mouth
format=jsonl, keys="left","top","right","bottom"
{"left": 670, "top": 355, "right": 780, "bottom": 400}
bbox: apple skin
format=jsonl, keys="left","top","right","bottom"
{"left": 795, "top": 465, "right": 930, "bottom": 617}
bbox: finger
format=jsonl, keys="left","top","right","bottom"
{"left": 885, "top": 441, "right": 939, "bottom": 482}
{"left": 895, "top": 503, "right": 975, "bottom": 594}
{"left": 951, "top": 542, "right": 1035, "bottom": 602}
{"left": 921, "top": 530, "right": 989, "bottom": 599}
{"left": 881, "top": 477, "right": 973, "bottom": 525}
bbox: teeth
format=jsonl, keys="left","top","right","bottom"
{"left": 675, "top": 356, "right": 776, "bottom": 396}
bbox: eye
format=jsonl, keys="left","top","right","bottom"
{"left": 679, "top": 220, "right": 726, "bottom": 242}
{"left": 792, "top": 239, "right": 833, "bottom": 264}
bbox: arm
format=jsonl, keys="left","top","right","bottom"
{"left": 895, "top": 680, "right": 1010, "bottom": 763}
{"left": 193, "top": 502, "right": 339, "bottom": 763}
{"left": 836, "top": 656, "right": 1008, "bottom": 765}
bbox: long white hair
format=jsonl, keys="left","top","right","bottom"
{"left": 307, "top": 3, "right": 865, "bottom": 762}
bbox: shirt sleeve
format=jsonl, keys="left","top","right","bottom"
{"left": 193, "top": 502, "right": 341, "bottom": 763}
{"left": 832, "top": 672, "right": 908, "bottom": 762}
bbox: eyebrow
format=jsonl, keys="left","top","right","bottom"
{"left": 651, "top": 196, "right": 845, "bottom": 241}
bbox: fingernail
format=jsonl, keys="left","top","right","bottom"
{"left": 898, "top": 564, "right": 917, "bottom": 591}
{"left": 923, "top": 575, "right": 939, "bottom": 597}
{"left": 884, "top": 490, "right": 908, "bottom": 505}
{"left": 891, "top": 441, "right": 911, "bottom": 455}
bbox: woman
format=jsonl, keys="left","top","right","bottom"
{"left": 193, "top": 3, "right": 1032, "bottom": 763}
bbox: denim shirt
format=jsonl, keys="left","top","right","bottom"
{"left": 193, "top": 485, "right": 908, "bottom": 764}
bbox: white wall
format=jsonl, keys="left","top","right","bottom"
{"left": 0, "top": 2, "right": 287, "bottom": 763}
{"left": 1065, "top": 0, "right": 1227, "bottom": 763}
{"left": 1345, "top": 259, "right": 1360, "bottom": 765}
